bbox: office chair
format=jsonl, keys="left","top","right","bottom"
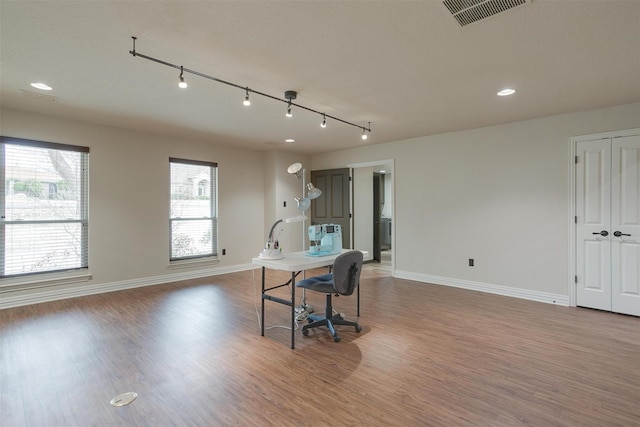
{"left": 296, "top": 250, "right": 363, "bottom": 342}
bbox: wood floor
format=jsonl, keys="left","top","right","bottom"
{"left": 1, "top": 265, "right": 639, "bottom": 426}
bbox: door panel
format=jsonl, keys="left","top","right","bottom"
{"left": 311, "top": 168, "right": 351, "bottom": 249}
{"left": 313, "top": 175, "right": 327, "bottom": 218}
{"left": 611, "top": 135, "right": 640, "bottom": 316}
{"left": 580, "top": 239, "right": 611, "bottom": 310}
{"left": 576, "top": 139, "right": 612, "bottom": 310}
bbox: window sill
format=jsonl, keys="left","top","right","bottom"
{"left": 168, "top": 256, "right": 220, "bottom": 270}
{"left": 0, "top": 270, "right": 92, "bottom": 292}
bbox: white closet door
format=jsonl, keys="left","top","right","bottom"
{"left": 576, "top": 139, "right": 612, "bottom": 311}
{"left": 611, "top": 135, "right": 640, "bottom": 316}
{"left": 576, "top": 134, "right": 640, "bottom": 316}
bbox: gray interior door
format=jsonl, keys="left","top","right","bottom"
{"left": 311, "top": 168, "right": 351, "bottom": 249}
{"left": 373, "top": 173, "right": 382, "bottom": 262}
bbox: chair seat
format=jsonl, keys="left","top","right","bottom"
{"left": 296, "top": 274, "right": 335, "bottom": 293}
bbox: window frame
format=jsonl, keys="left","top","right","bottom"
{"left": 0, "top": 136, "right": 89, "bottom": 278}
{"left": 169, "top": 157, "right": 218, "bottom": 262}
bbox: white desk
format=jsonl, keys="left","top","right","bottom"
{"left": 252, "top": 250, "right": 354, "bottom": 349}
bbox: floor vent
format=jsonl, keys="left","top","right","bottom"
{"left": 443, "top": 0, "right": 528, "bottom": 27}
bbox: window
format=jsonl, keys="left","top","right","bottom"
{"left": 169, "top": 158, "right": 217, "bottom": 261}
{"left": 0, "top": 137, "right": 89, "bottom": 277}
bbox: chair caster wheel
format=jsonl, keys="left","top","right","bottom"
{"left": 333, "top": 335, "right": 341, "bottom": 342}
{"left": 355, "top": 325, "right": 362, "bottom": 333}
{"left": 302, "top": 329, "right": 309, "bottom": 336}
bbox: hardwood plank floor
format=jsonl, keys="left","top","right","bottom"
{"left": 1, "top": 266, "right": 639, "bottom": 426}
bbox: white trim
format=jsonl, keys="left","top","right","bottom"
{"left": 168, "top": 256, "right": 220, "bottom": 269}
{"left": 394, "top": 270, "right": 570, "bottom": 306}
{"left": 0, "top": 270, "right": 92, "bottom": 291}
{"left": 568, "top": 134, "right": 577, "bottom": 307}
{"left": 0, "top": 263, "right": 253, "bottom": 309}
{"left": 568, "top": 128, "right": 640, "bottom": 307}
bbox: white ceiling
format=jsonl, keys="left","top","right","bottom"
{"left": 1, "top": 1, "right": 639, "bottom": 154}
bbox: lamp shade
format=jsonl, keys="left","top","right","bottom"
{"left": 295, "top": 196, "right": 311, "bottom": 212}
{"left": 306, "top": 183, "right": 322, "bottom": 200}
{"left": 285, "top": 214, "right": 307, "bottom": 223}
{"left": 287, "top": 162, "right": 303, "bottom": 180}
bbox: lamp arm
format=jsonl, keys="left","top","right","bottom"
{"left": 268, "top": 219, "right": 284, "bottom": 241}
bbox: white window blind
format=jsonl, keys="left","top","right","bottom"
{"left": 0, "top": 137, "right": 89, "bottom": 277}
{"left": 169, "top": 158, "right": 218, "bottom": 261}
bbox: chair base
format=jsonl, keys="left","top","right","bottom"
{"left": 301, "top": 312, "right": 362, "bottom": 342}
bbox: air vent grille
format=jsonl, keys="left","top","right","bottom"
{"left": 20, "top": 89, "right": 59, "bottom": 103}
{"left": 444, "top": 0, "right": 527, "bottom": 27}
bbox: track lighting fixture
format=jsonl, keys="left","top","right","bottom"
{"left": 129, "top": 37, "right": 372, "bottom": 140}
{"left": 178, "top": 66, "right": 187, "bottom": 89}
{"left": 285, "top": 90, "right": 296, "bottom": 118}
{"left": 361, "top": 122, "right": 370, "bottom": 140}
{"left": 243, "top": 87, "right": 251, "bottom": 106}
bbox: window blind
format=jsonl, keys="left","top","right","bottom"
{"left": 169, "top": 158, "right": 218, "bottom": 261}
{"left": 0, "top": 137, "right": 89, "bottom": 277}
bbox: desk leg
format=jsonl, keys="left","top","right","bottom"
{"left": 291, "top": 271, "right": 296, "bottom": 349}
{"left": 261, "top": 267, "right": 265, "bottom": 337}
{"left": 357, "top": 283, "right": 360, "bottom": 317}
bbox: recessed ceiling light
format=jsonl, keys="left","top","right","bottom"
{"left": 30, "top": 82, "right": 53, "bottom": 91}
{"left": 285, "top": 139, "right": 295, "bottom": 143}
{"left": 497, "top": 88, "right": 516, "bottom": 96}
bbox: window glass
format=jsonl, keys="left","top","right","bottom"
{"left": 169, "top": 158, "right": 217, "bottom": 260}
{"left": 1, "top": 137, "right": 89, "bottom": 277}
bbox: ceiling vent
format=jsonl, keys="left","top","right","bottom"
{"left": 20, "top": 89, "right": 59, "bottom": 103}
{"left": 444, "top": 0, "right": 528, "bottom": 27}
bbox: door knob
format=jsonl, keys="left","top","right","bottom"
{"left": 613, "top": 231, "right": 631, "bottom": 237}
{"left": 592, "top": 230, "right": 609, "bottom": 237}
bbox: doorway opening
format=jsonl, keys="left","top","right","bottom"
{"left": 349, "top": 160, "right": 394, "bottom": 274}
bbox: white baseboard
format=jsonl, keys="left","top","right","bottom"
{"left": 394, "top": 270, "right": 570, "bottom": 306}
{"left": 1, "top": 265, "right": 570, "bottom": 310}
{"left": 0, "top": 263, "right": 254, "bottom": 309}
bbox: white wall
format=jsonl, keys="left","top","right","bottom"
{"left": 381, "top": 173, "right": 392, "bottom": 219}
{"left": 2, "top": 102, "right": 639, "bottom": 307}
{"left": 353, "top": 166, "right": 374, "bottom": 260}
{"left": 0, "top": 108, "right": 266, "bottom": 306}
{"left": 312, "top": 102, "right": 640, "bottom": 302}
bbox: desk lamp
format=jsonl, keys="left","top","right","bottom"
{"left": 259, "top": 215, "right": 307, "bottom": 260}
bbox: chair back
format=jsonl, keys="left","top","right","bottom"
{"left": 332, "top": 251, "right": 363, "bottom": 296}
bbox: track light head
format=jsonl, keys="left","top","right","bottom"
{"left": 361, "top": 127, "right": 368, "bottom": 140}
{"left": 321, "top": 114, "right": 327, "bottom": 128}
{"left": 285, "top": 90, "right": 297, "bottom": 118}
{"left": 178, "top": 66, "right": 187, "bottom": 89}
{"left": 243, "top": 87, "right": 251, "bottom": 106}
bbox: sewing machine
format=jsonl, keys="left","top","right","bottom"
{"left": 306, "top": 224, "right": 342, "bottom": 257}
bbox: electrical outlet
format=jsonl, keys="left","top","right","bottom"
{"left": 468, "top": 258, "right": 474, "bottom": 267}
{"left": 283, "top": 201, "right": 287, "bottom": 207}
{"left": 222, "top": 249, "right": 226, "bottom": 255}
